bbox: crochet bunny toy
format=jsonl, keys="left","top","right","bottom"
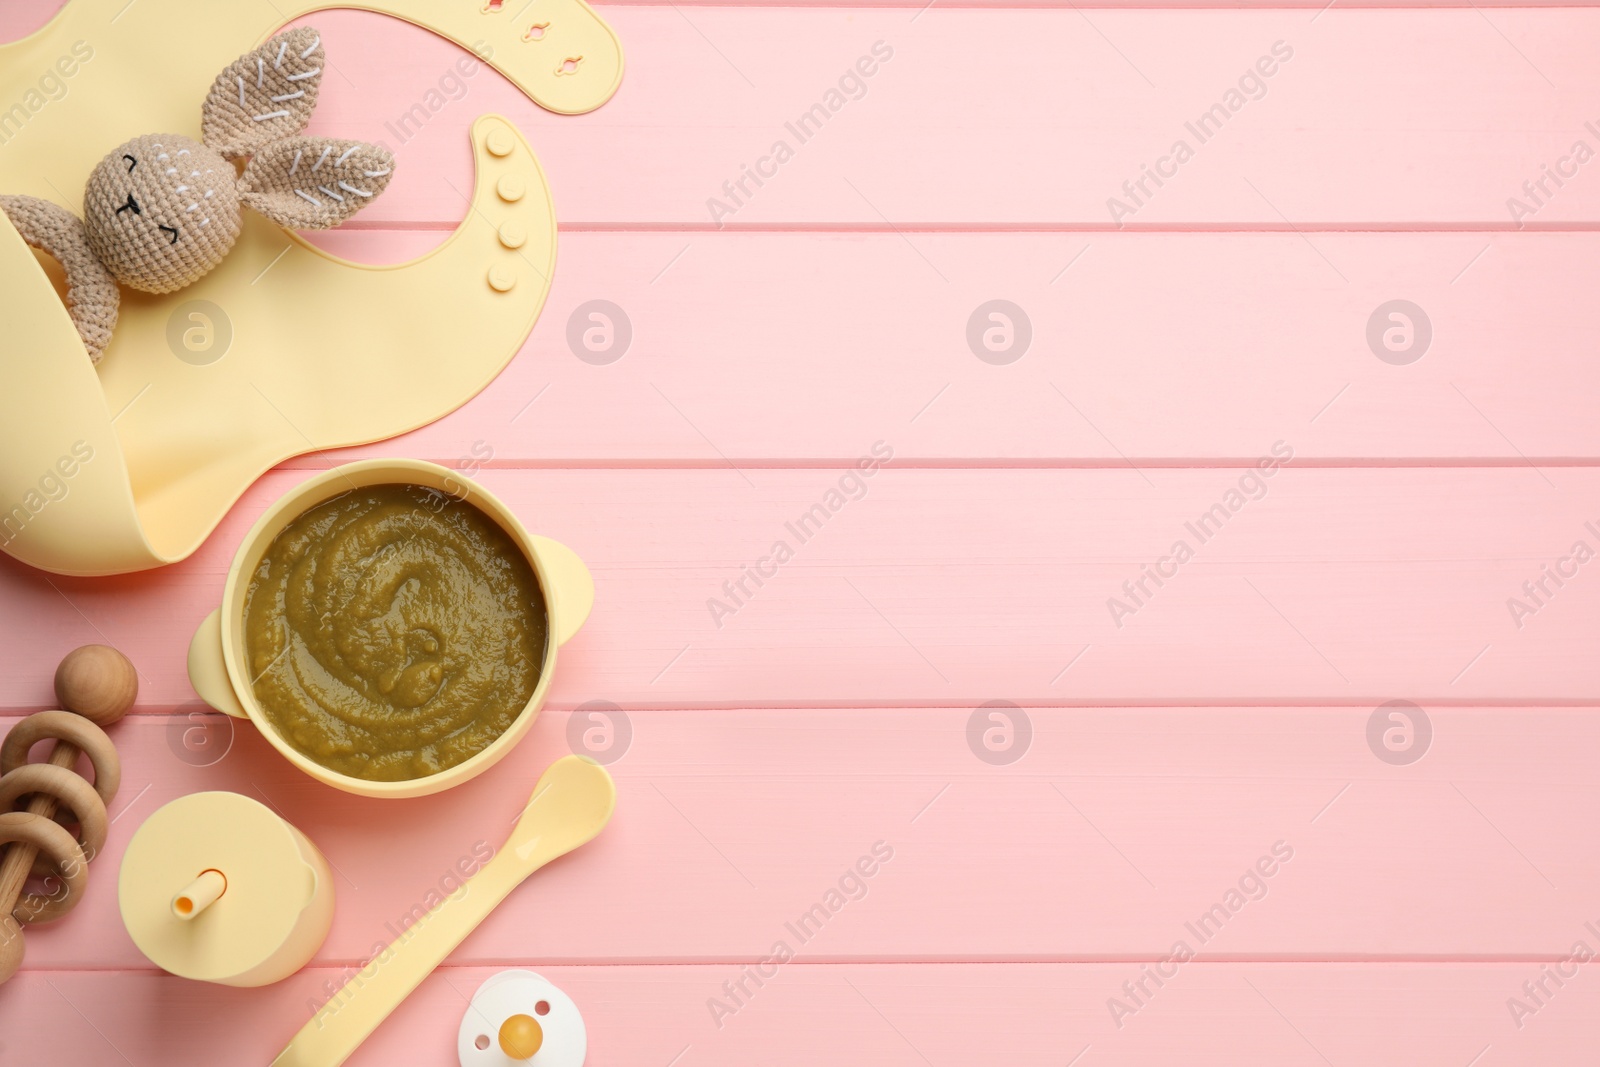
{"left": 0, "top": 26, "right": 393, "bottom": 363}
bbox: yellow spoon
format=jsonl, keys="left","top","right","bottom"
{"left": 271, "top": 756, "right": 616, "bottom": 1067}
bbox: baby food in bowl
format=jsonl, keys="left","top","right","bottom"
{"left": 242, "top": 484, "right": 549, "bottom": 783}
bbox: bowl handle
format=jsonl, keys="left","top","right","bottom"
{"left": 531, "top": 536, "right": 594, "bottom": 646}
{"left": 187, "top": 610, "right": 249, "bottom": 719}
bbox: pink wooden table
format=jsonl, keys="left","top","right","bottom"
{"left": 4, "top": 0, "right": 1600, "bottom": 1063}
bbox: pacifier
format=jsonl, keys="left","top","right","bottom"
{"left": 459, "top": 970, "right": 586, "bottom": 1066}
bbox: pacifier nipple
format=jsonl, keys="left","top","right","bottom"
{"left": 459, "top": 970, "right": 583, "bottom": 1066}
{"left": 498, "top": 1014, "right": 544, "bottom": 1059}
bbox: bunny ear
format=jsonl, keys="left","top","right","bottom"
{"left": 201, "top": 27, "right": 324, "bottom": 159}
{"left": 238, "top": 137, "right": 395, "bottom": 229}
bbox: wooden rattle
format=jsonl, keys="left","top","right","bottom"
{"left": 0, "top": 645, "right": 134, "bottom": 983}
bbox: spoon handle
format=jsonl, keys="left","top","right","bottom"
{"left": 269, "top": 853, "right": 523, "bottom": 1067}
{"left": 270, "top": 756, "right": 615, "bottom": 1067}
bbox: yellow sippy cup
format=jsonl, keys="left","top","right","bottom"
{"left": 118, "top": 791, "right": 334, "bottom": 987}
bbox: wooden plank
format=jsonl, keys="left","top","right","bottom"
{"left": 11, "top": 706, "right": 1598, "bottom": 969}
{"left": 11, "top": 0, "right": 1600, "bottom": 52}
{"left": 3, "top": 6, "right": 1596, "bottom": 1067}
{"left": 2, "top": 963, "right": 1596, "bottom": 1065}
{"left": 297, "top": 228, "right": 1600, "bottom": 464}
{"left": 4, "top": 467, "right": 1600, "bottom": 709}
{"left": 260, "top": 8, "right": 1600, "bottom": 227}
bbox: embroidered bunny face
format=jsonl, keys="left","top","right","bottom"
{"left": 83, "top": 134, "right": 242, "bottom": 294}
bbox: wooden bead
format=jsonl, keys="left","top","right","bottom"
{"left": 53, "top": 645, "right": 137, "bottom": 727}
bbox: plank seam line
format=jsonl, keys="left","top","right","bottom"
{"left": 12, "top": 956, "right": 1589, "bottom": 972}
{"left": 591, "top": 1, "right": 1600, "bottom": 8}
{"left": 34, "top": 702, "right": 1600, "bottom": 717}
{"left": 339, "top": 221, "right": 1600, "bottom": 235}
{"left": 278, "top": 459, "right": 1600, "bottom": 472}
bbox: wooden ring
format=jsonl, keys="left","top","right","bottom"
{"left": 0, "top": 916, "right": 24, "bottom": 984}
{"left": 0, "top": 811, "right": 88, "bottom": 925}
{"left": 0, "top": 763, "right": 109, "bottom": 866}
{"left": 0, "top": 711, "right": 120, "bottom": 806}
{"left": 26, "top": 812, "right": 84, "bottom": 883}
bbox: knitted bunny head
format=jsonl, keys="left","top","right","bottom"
{"left": 81, "top": 26, "right": 392, "bottom": 295}
{"left": 83, "top": 134, "right": 241, "bottom": 293}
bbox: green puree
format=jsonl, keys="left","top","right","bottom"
{"left": 243, "top": 484, "right": 546, "bottom": 782}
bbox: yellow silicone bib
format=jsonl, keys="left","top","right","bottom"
{"left": 0, "top": 0, "right": 623, "bottom": 576}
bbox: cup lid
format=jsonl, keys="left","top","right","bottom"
{"left": 118, "top": 791, "right": 329, "bottom": 983}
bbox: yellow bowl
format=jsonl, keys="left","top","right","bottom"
{"left": 186, "top": 459, "right": 593, "bottom": 799}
